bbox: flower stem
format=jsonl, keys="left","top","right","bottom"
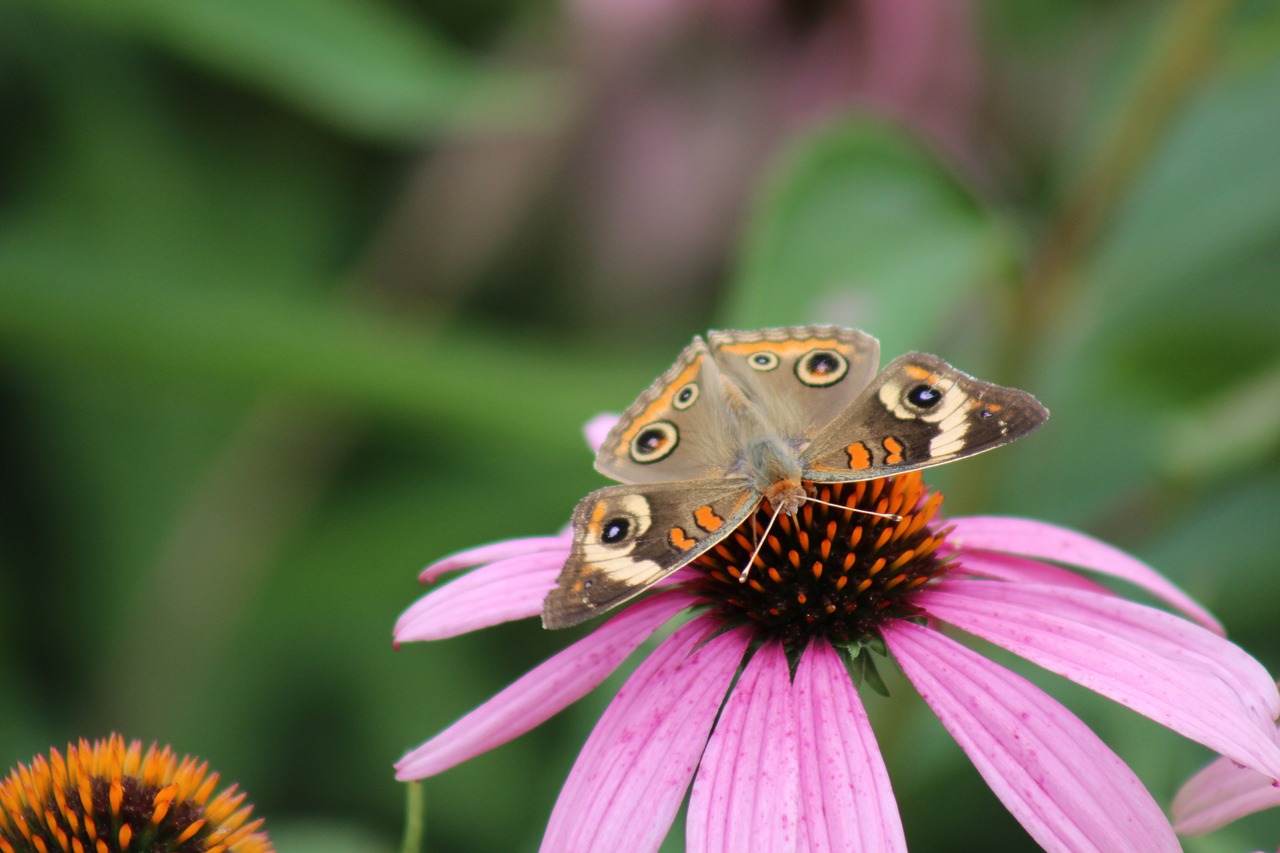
{"left": 401, "top": 782, "right": 427, "bottom": 853}
{"left": 1019, "top": 0, "right": 1235, "bottom": 334}
{"left": 959, "top": 0, "right": 1238, "bottom": 514}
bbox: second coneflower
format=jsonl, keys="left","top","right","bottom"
{"left": 0, "top": 734, "right": 272, "bottom": 853}
{"left": 396, "top": 417, "right": 1280, "bottom": 852}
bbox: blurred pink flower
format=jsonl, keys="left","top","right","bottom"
{"left": 1173, "top": 718, "right": 1280, "bottom": 837}
{"left": 563, "top": 0, "right": 987, "bottom": 319}
{"left": 395, "top": 419, "right": 1280, "bottom": 852}
{"left": 372, "top": 0, "right": 989, "bottom": 327}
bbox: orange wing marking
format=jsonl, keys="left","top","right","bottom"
{"left": 882, "top": 437, "right": 904, "bottom": 465}
{"left": 717, "top": 338, "right": 842, "bottom": 358}
{"left": 669, "top": 527, "right": 697, "bottom": 551}
{"left": 587, "top": 501, "right": 607, "bottom": 536}
{"left": 846, "top": 441, "right": 872, "bottom": 470}
{"left": 694, "top": 505, "right": 724, "bottom": 532}
{"left": 905, "top": 365, "right": 941, "bottom": 384}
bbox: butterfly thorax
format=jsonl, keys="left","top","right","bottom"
{"left": 747, "top": 436, "right": 806, "bottom": 515}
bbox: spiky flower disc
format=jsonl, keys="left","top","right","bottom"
{"left": 0, "top": 734, "right": 273, "bottom": 853}
{"left": 689, "top": 470, "right": 950, "bottom": 646}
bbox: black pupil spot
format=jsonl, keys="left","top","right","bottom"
{"left": 678, "top": 388, "right": 693, "bottom": 402}
{"left": 753, "top": 355, "right": 771, "bottom": 365}
{"left": 807, "top": 353, "right": 838, "bottom": 375}
{"left": 638, "top": 428, "right": 666, "bottom": 451}
{"left": 980, "top": 409, "right": 994, "bottom": 419}
{"left": 907, "top": 384, "right": 941, "bottom": 408}
{"left": 602, "top": 518, "right": 630, "bottom": 543}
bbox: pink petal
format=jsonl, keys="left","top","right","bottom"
{"left": 584, "top": 413, "right": 621, "bottom": 452}
{"left": 396, "top": 551, "right": 565, "bottom": 641}
{"left": 1173, "top": 730, "right": 1280, "bottom": 834}
{"left": 688, "top": 642, "right": 801, "bottom": 853}
{"left": 947, "top": 549, "right": 1113, "bottom": 597}
{"left": 947, "top": 516, "right": 1223, "bottom": 634}
{"left": 884, "top": 620, "right": 1180, "bottom": 852}
{"left": 420, "top": 535, "right": 570, "bottom": 582}
{"left": 395, "top": 591, "right": 691, "bottom": 780}
{"left": 542, "top": 619, "right": 751, "bottom": 853}
{"left": 919, "top": 580, "right": 1280, "bottom": 779}
{"left": 794, "top": 639, "right": 907, "bottom": 853}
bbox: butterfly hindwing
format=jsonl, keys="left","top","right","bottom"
{"left": 594, "top": 337, "right": 740, "bottom": 485}
{"left": 707, "top": 326, "right": 881, "bottom": 440}
{"left": 542, "top": 478, "right": 760, "bottom": 629}
{"left": 802, "top": 352, "right": 1049, "bottom": 481}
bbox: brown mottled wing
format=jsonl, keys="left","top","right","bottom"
{"left": 707, "top": 326, "right": 881, "bottom": 439}
{"left": 594, "top": 336, "right": 740, "bottom": 485}
{"left": 801, "top": 352, "right": 1049, "bottom": 481}
{"left": 542, "top": 479, "right": 759, "bottom": 629}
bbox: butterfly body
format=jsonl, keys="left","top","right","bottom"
{"left": 542, "top": 326, "right": 1048, "bottom": 629}
{"left": 704, "top": 373, "right": 805, "bottom": 511}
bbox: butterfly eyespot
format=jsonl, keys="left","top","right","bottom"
{"left": 795, "top": 349, "right": 848, "bottom": 387}
{"left": 672, "top": 382, "right": 699, "bottom": 410}
{"left": 630, "top": 421, "right": 679, "bottom": 463}
{"left": 906, "top": 384, "right": 942, "bottom": 409}
{"left": 748, "top": 351, "right": 780, "bottom": 371}
{"left": 601, "top": 518, "right": 631, "bottom": 544}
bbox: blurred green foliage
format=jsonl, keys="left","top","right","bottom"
{"left": 1, "top": 0, "right": 1278, "bottom": 851}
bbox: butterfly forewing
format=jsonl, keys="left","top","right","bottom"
{"left": 542, "top": 478, "right": 759, "bottom": 629}
{"left": 801, "top": 352, "right": 1049, "bottom": 481}
{"left": 707, "top": 326, "right": 880, "bottom": 440}
{"left": 593, "top": 337, "right": 741, "bottom": 485}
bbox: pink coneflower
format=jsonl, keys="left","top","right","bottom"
{"left": 1172, "top": 718, "right": 1280, "bottom": 838}
{"left": 396, "top": 420, "right": 1280, "bottom": 851}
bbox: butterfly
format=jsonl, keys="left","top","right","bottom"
{"left": 541, "top": 325, "right": 1048, "bottom": 629}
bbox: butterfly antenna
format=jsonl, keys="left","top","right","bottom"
{"left": 739, "top": 501, "right": 784, "bottom": 584}
{"left": 803, "top": 495, "right": 903, "bottom": 522}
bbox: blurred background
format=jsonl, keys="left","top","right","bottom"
{"left": 1, "top": 0, "right": 1278, "bottom": 850}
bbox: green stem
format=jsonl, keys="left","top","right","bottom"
{"left": 960, "top": 0, "right": 1238, "bottom": 514}
{"left": 1020, "top": 0, "right": 1236, "bottom": 336}
{"left": 401, "top": 782, "right": 426, "bottom": 853}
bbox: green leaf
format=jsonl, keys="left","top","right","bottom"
{"left": 837, "top": 637, "right": 891, "bottom": 697}
{"left": 27, "top": 0, "right": 563, "bottom": 138}
{"left": 0, "top": 276, "right": 652, "bottom": 454}
{"left": 1083, "top": 59, "right": 1280, "bottom": 332}
{"left": 727, "top": 117, "right": 1013, "bottom": 359}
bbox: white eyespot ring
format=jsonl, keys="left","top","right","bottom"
{"left": 629, "top": 420, "right": 679, "bottom": 463}
{"left": 672, "top": 382, "right": 699, "bottom": 410}
{"left": 748, "top": 351, "right": 780, "bottom": 371}
{"left": 584, "top": 495, "right": 651, "bottom": 560}
{"left": 795, "top": 349, "right": 848, "bottom": 387}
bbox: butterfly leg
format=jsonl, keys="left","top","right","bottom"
{"left": 740, "top": 501, "right": 785, "bottom": 584}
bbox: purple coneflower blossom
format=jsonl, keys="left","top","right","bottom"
{"left": 395, "top": 418, "right": 1280, "bottom": 852}
{"left": 1172, "top": 718, "right": 1280, "bottom": 838}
